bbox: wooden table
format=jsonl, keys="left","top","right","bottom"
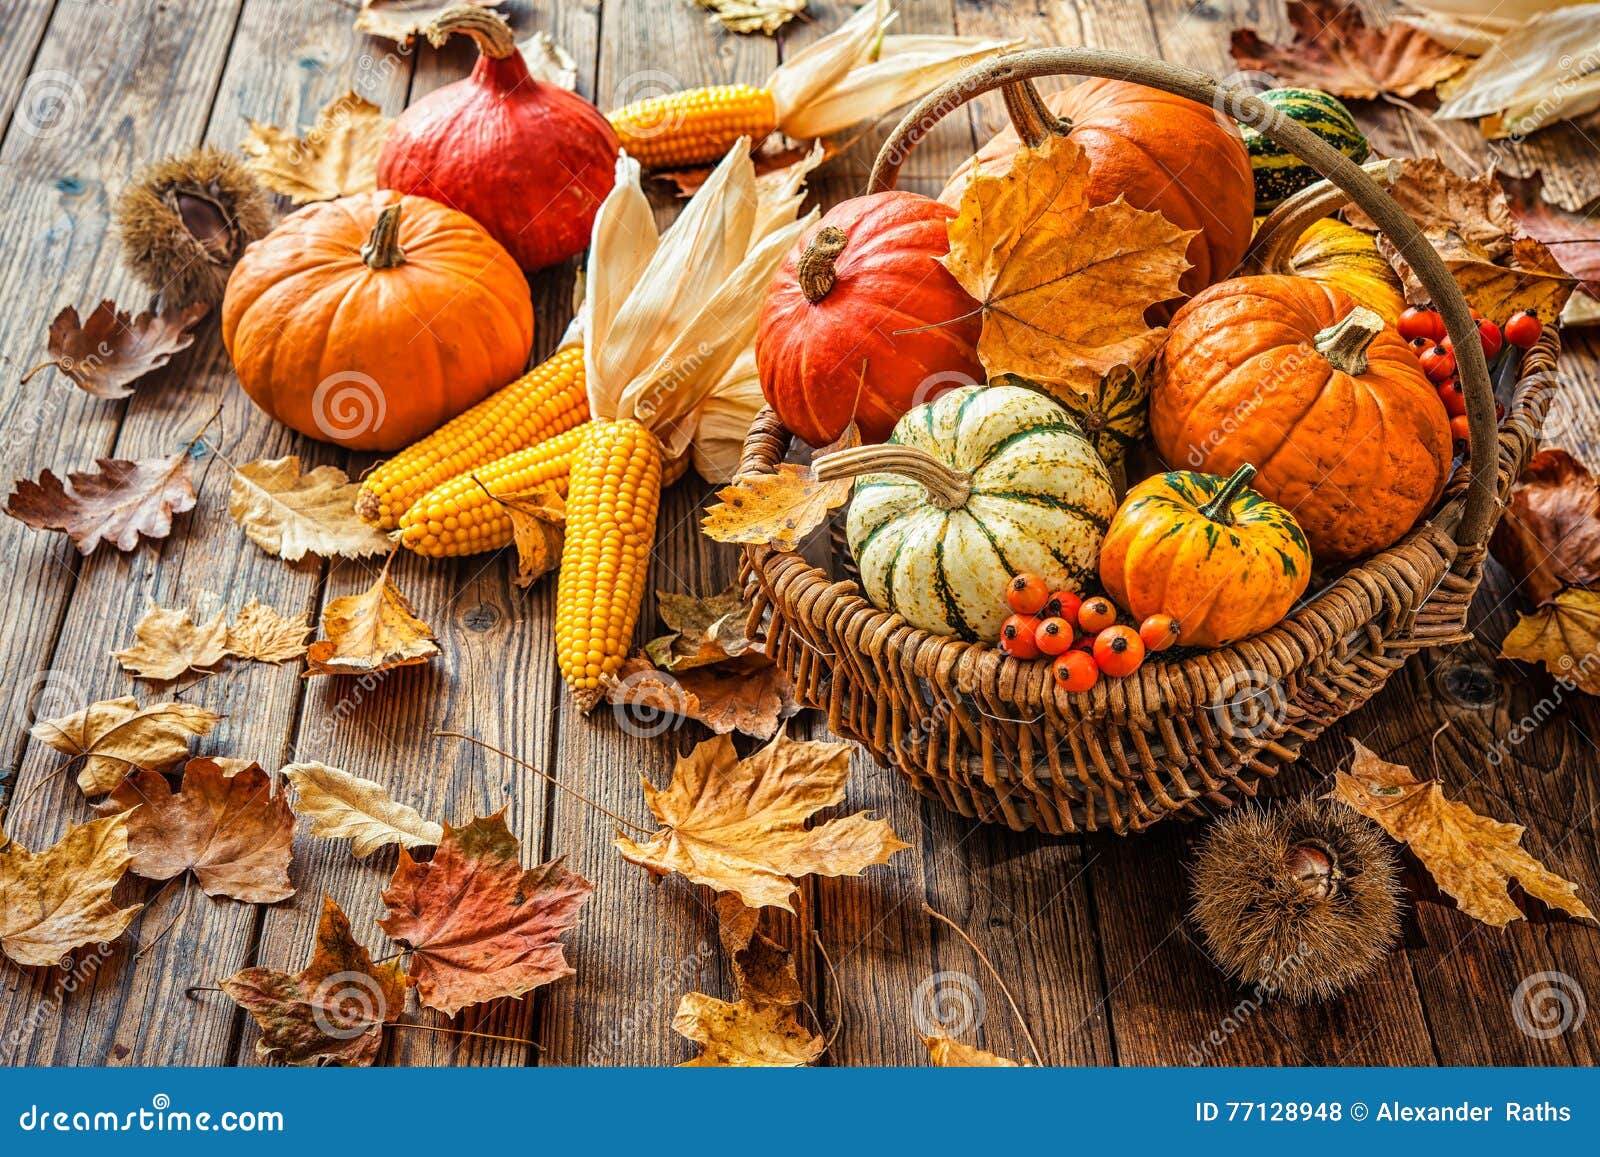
{"left": 2, "top": 0, "right": 1597, "bottom": 1068}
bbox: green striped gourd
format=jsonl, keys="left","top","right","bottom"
{"left": 818, "top": 384, "right": 1117, "bottom": 643}
{"left": 1241, "top": 88, "right": 1369, "bottom": 213}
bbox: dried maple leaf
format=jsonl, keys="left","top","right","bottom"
{"left": 922, "top": 1033, "right": 1030, "bottom": 1067}
{"left": 493, "top": 485, "right": 564, "bottom": 589}
{"left": 304, "top": 559, "right": 439, "bottom": 677}
{"left": 284, "top": 761, "right": 442, "bottom": 858}
{"left": 378, "top": 812, "right": 592, "bottom": 1016}
{"left": 226, "top": 599, "right": 312, "bottom": 664}
{"left": 220, "top": 894, "right": 405, "bottom": 1066}
{"left": 355, "top": 0, "right": 503, "bottom": 44}
{"left": 1489, "top": 449, "right": 1600, "bottom": 605}
{"left": 26, "top": 301, "right": 207, "bottom": 399}
{"left": 1501, "top": 588, "right": 1600, "bottom": 697}
{"left": 240, "top": 92, "right": 392, "bottom": 204}
{"left": 645, "top": 585, "right": 754, "bottom": 672}
{"left": 98, "top": 760, "right": 294, "bottom": 903}
{"left": 229, "top": 456, "right": 392, "bottom": 561}
{"left": 701, "top": 463, "right": 854, "bottom": 552}
{"left": 674, "top": 991, "right": 823, "bottom": 1066}
{"left": 30, "top": 695, "right": 220, "bottom": 797}
{"left": 112, "top": 602, "right": 230, "bottom": 681}
{"left": 1503, "top": 176, "right": 1600, "bottom": 300}
{"left": 940, "top": 132, "right": 1190, "bottom": 393}
{"left": 615, "top": 732, "right": 908, "bottom": 911}
{"left": 0, "top": 813, "right": 142, "bottom": 967}
{"left": 6, "top": 454, "right": 196, "bottom": 554}
{"left": 1230, "top": 0, "right": 1467, "bottom": 100}
{"left": 1330, "top": 741, "right": 1595, "bottom": 926}
{"left": 608, "top": 654, "right": 799, "bottom": 740}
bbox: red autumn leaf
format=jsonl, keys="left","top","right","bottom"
{"left": 98, "top": 758, "right": 295, "bottom": 903}
{"left": 5, "top": 453, "right": 197, "bottom": 554}
{"left": 1490, "top": 449, "right": 1600, "bottom": 605}
{"left": 378, "top": 811, "right": 593, "bottom": 1016}
{"left": 29, "top": 301, "right": 208, "bottom": 399}
{"left": 220, "top": 894, "right": 406, "bottom": 1066}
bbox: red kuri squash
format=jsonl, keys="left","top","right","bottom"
{"left": 757, "top": 191, "right": 983, "bottom": 446}
{"left": 939, "top": 80, "right": 1254, "bottom": 300}
{"left": 376, "top": 7, "right": 618, "bottom": 273}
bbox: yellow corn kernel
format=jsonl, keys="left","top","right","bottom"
{"left": 356, "top": 345, "right": 589, "bottom": 530}
{"left": 608, "top": 84, "right": 777, "bottom": 171}
{"left": 555, "top": 419, "right": 664, "bottom": 712}
{"left": 397, "top": 425, "right": 587, "bottom": 558}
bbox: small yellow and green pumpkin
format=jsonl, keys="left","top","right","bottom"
{"left": 818, "top": 384, "right": 1118, "bottom": 642}
{"left": 1269, "top": 218, "right": 1406, "bottom": 326}
{"left": 993, "top": 367, "right": 1148, "bottom": 479}
{"left": 1098, "top": 463, "right": 1312, "bottom": 649}
{"left": 1242, "top": 88, "right": 1369, "bottom": 213}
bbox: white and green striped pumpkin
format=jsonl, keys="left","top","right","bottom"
{"left": 824, "top": 384, "right": 1117, "bottom": 643}
{"left": 1241, "top": 88, "right": 1369, "bottom": 213}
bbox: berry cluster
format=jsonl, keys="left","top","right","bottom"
{"left": 999, "top": 574, "right": 1178, "bottom": 691}
{"left": 1398, "top": 305, "right": 1542, "bottom": 448}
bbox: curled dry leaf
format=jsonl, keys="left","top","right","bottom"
{"left": 220, "top": 894, "right": 405, "bottom": 1066}
{"left": 1229, "top": 0, "right": 1468, "bottom": 100}
{"left": 0, "top": 813, "right": 142, "bottom": 967}
{"left": 241, "top": 91, "right": 392, "bottom": 204}
{"left": 304, "top": 560, "right": 439, "bottom": 677}
{"left": 6, "top": 453, "right": 196, "bottom": 555}
{"left": 608, "top": 655, "right": 799, "bottom": 740}
{"left": 646, "top": 585, "right": 754, "bottom": 672}
{"left": 496, "top": 485, "right": 564, "bottom": 589}
{"left": 355, "top": 0, "right": 503, "bottom": 44}
{"left": 517, "top": 31, "right": 577, "bottom": 90}
{"left": 693, "top": 0, "right": 807, "bottom": 36}
{"left": 715, "top": 893, "right": 804, "bottom": 1007}
{"left": 1489, "top": 449, "right": 1600, "bottom": 604}
{"left": 1501, "top": 587, "right": 1600, "bottom": 696}
{"left": 29, "top": 301, "right": 208, "bottom": 399}
{"left": 674, "top": 991, "right": 823, "bottom": 1066}
{"left": 98, "top": 760, "right": 294, "bottom": 904}
{"left": 379, "top": 812, "right": 593, "bottom": 1016}
{"left": 922, "top": 1033, "right": 1030, "bottom": 1067}
{"left": 113, "top": 602, "right": 230, "bottom": 681}
{"left": 615, "top": 732, "right": 908, "bottom": 911}
{"left": 284, "top": 761, "right": 442, "bottom": 858}
{"left": 229, "top": 455, "right": 393, "bottom": 562}
{"left": 940, "top": 132, "right": 1191, "bottom": 395}
{"left": 702, "top": 423, "right": 859, "bottom": 552}
{"left": 226, "top": 600, "right": 313, "bottom": 665}
{"left": 30, "top": 695, "right": 220, "bottom": 797}
{"left": 1330, "top": 740, "right": 1595, "bottom": 926}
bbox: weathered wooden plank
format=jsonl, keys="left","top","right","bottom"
{"left": 0, "top": 0, "right": 57, "bottom": 139}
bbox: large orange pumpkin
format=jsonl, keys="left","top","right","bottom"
{"left": 222, "top": 190, "right": 534, "bottom": 451}
{"left": 1150, "top": 275, "right": 1453, "bottom": 563}
{"left": 756, "top": 191, "right": 984, "bottom": 446}
{"left": 938, "top": 80, "right": 1254, "bottom": 300}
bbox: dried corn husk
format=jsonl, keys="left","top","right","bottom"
{"left": 1395, "top": 0, "right": 1588, "bottom": 55}
{"left": 1436, "top": 5, "right": 1600, "bottom": 136}
{"left": 766, "top": 1, "right": 1023, "bottom": 141}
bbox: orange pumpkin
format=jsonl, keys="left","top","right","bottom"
{"left": 939, "top": 80, "right": 1254, "bottom": 300}
{"left": 222, "top": 190, "right": 534, "bottom": 451}
{"left": 1150, "top": 275, "right": 1453, "bottom": 563}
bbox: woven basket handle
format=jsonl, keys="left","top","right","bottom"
{"left": 867, "top": 48, "right": 1499, "bottom": 554}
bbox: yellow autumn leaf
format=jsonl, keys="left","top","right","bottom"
{"left": 305, "top": 560, "right": 439, "bottom": 677}
{"left": 496, "top": 486, "right": 565, "bottom": 589}
{"left": 922, "top": 1033, "right": 1030, "bottom": 1067}
{"left": 112, "top": 601, "right": 230, "bottom": 681}
{"left": 240, "top": 92, "right": 392, "bottom": 204}
{"left": 226, "top": 600, "right": 313, "bottom": 665}
{"left": 939, "top": 131, "right": 1193, "bottom": 395}
{"left": 229, "top": 456, "right": 393, "bottom": 562}
{"left": 615, "top": 731, "right": 908, "bottom": 911}
{"left": 1500, "top": 587, "right": 1600, "bottom": 696}
{"left": 1329, "top": 740, "right": 1595, "bottom": 927}
{"left": 284, "top": 762, "right": 442, "bottom": 858}
{"left": 0, "top": 814, "right": 143, "bottom": 967}
{"left": 674, "top": 991, "right": 824, "bottom": 1066}
{"left": 30, "top": 695, "right": 220, "bottom": 796}
{"left": 701, "top": 463, "right": 852, "bottom": 552}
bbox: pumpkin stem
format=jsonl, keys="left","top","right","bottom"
{"left": 1312, "top": 306, "right": 1384, "bottom": 377}
{"left": 424, "top": 5, "right": 518, "bottom": 59}
{"left": 1000, "top": 80, "right": 1070, "bottom": 148}
{"left": 797, "top": 226, "right": 849, "bottom": 304}
{"left": 813, "top": 444, "right": 972, "bottom": 510}
{"left": 361, "top": 203, "right": 407, "bottom": 270}
{"left": 1197, "top": 463, "right": 1257, "bottom": 526}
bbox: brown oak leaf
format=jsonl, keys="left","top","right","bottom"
{"left": 220, "top": 894, "right": 405, "bottom": 1066}
{"left": 1490, "top": 449, "right": 1600, "bottom": 605}
{"left": 378, "top": 812, "right": 593, "bottom": 1016}
{"left": 1230, "top": 0, "right": 1468, "bottom": 100}
{"left": 30, "top": 695, "right": 220, "bottom": 796}
{"left": 615, "top": 732, "right": 908, "bottom": 911}
{"left": 6, "top": 453, "right": 196, "bottom": 554}
{"left": 354, "top": 0, "right": 503, "bottom": 44}
{"left": 304, "top": 559, "right": 439, "bottom": 676}
{"left": 225, "top": 599, "right": 313, "bottom": 664}
{"left": 1330, "top": 740, "right": 1595, "bottom": 926}
{"left": 608, "top": 654, "right": 798, "bottom": 740}
{"left": 229, "top": 456, "right": 392, "bottom": 561}
{"left": 112, "top": 601, "right": 231, "bottom": 681}
{"left": 0, "top": 813, "right": 143, "bottom": 967}
{"left": 940, "top": 132, "right": 1191, "bottom": 393}
{"left": 922, "top": 1033, "right": 1030, "bottom": 1066}
{"left": 241, "top": 92, "right": 392, "bottom": 204}
{"left": 99, "top": 759, "right": 295, "bottom": 903}
{"left": 28, "top": 301, "right": 208, "bottom": 399}
{"left": 1501, "top": 588, "right": 1600, "bottom": 697}
{"left": 284, "top": 761, "right": 442, "bottom": 858}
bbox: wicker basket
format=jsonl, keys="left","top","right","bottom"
{"left": 738, "top": 49, "right": 1562, "bottom": 835}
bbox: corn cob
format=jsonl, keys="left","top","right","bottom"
{"left": 398, "top": 425, "right": 586, "bottom": 557}
{"left": 356, "top": 345, "right": 588, "bottom": 530}
{"left": 608, "top": 84, "right": 777, "bottom": 171}
{"left": 555, "top": 419, "right": 663, "bottom": 711}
